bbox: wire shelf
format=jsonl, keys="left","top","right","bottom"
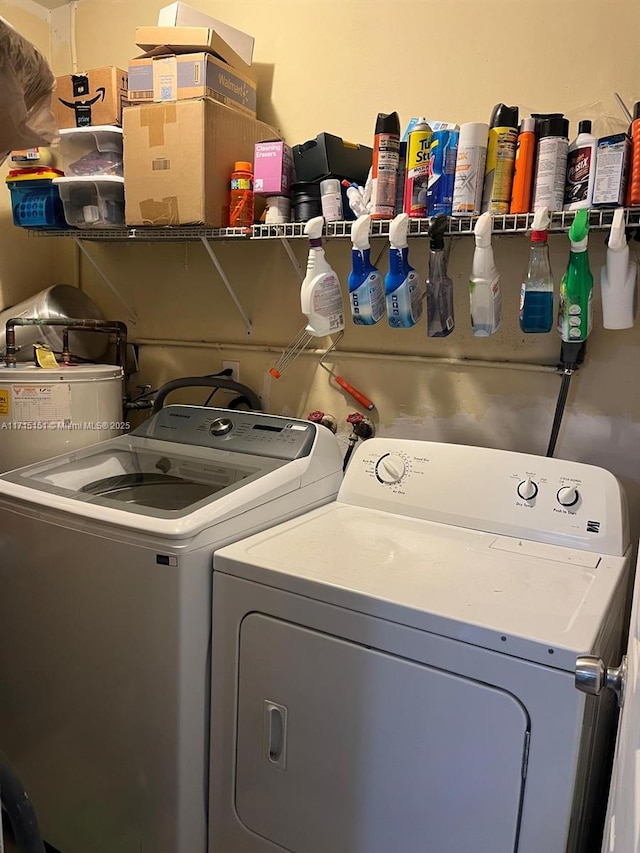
{"left": 29, "top": 208, "right": 640, "bottom": 242}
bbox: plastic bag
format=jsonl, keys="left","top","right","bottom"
{"left": 0, "top": 16, "right": 57, "bottom": 167}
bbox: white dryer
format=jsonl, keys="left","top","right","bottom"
{"left": 210, "top": 438, "right": 631, "bottom": 853}
{"left": 0, "top": 405, "right": 343, "bottom": 853}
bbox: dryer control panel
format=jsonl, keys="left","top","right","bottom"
{"left": 339, "top": 438, "right": 629, "bottom": 556}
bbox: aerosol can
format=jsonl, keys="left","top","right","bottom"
{"left": 600, "top": 207, "right": 637, "bottom": 329}
{"left": 385, "top": 213, "right": 423, "bottom": 328}
{"left": 348, "top": 215, "right": 385, "bottom": 325}
{"left": 426, "top": 214, "right": 454, "bottom": 337}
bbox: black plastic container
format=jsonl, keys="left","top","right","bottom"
{"left": 290, "top": 182, "right": 323, "bottom": 222}
{"left": 292, "top": 133, "right": 372, "bottom": 185}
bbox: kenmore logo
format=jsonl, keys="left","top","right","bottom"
{"left": 168, "top": 413, "right": 190, "bottom": 419}
{"left": 586, "top": 520, "right": 601, "bottom": 533}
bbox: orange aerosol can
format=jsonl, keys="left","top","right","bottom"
{"left": 510, "top": 118, "right": 537, "bottom": 214}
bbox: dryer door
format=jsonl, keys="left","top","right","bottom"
{"left": 600, "top": 554, "right": 640, "bottom": 853}
{"left": 236, "top": 613, "right": 530, "bottom": 853}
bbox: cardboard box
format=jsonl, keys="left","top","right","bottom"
{"left": 157, "top": 2, "right": 254, "bottom": 66}
{"left": 128, "top": 52, "right": 256, "bottom": 118}
{"left": 254, "top": 140, "right": 294, "bottom": 195}
{"left": 123, "top": 98, "right": 276, "bottom": 227}
{"left": 53, "top": 67, "right": 128, "bottom": 128}
{"left": 135, "top": 26, "right": 254, "bottom": 80}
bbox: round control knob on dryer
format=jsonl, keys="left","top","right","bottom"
{"left": 375, "top": 454, "right": 406, "bottom": 484}
{"left": 210, "top": 417, "right": 233, "bottom": 436}
{"left": 517, "top": 478, "right": 538, "bottom": 500}
{"left": 557, "top": 486, "right": 580, "bottom": 507}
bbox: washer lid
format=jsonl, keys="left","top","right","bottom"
{"left": 214, "top": 502, "right": 630, "bottom": 671}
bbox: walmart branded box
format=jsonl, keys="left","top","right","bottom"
{"left": 128, "top": 52, "right": 256, "bottom": 119}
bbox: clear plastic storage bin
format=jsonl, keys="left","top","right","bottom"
{"left": 58, "top": 126, "right": 124, "bottom": 177}
{"left": 54, "top": 176, "right": 125, "bottom": 228}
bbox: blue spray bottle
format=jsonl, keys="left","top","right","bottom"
{"left": 385, "top": 213, "right": 423, "bottom": 328}
{"left": 520, "top": 206, "right": 554, "bottom": 333}
{"left": 349, "top": 214, "right": 386, "bottom": 325}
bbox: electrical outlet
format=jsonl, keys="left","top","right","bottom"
{"left": 222, "top": 360, "right": 240, "bottom": 382}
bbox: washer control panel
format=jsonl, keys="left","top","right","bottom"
{"left": 339, "top": 438, "right": 628, "bottom": 556}
{"left": 133, "top": 406, "right": 316, "bottom": 460}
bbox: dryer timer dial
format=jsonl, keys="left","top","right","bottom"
{"left": 375, "top": 454, "right": 406, "bottom": 484}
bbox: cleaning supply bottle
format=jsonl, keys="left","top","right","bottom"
{"left": 348, "top": 214, "right": 385, "bottom": 326}
{"left": 385, "top": 212, "right": 423, "bottom": 328}
{"left": 532, "top": 114, "right": 569, "bottom": 212}
{"left": 481, "top": 104, "right": 519, "bottom": 214}
{"left": 371, "top": 111, "right": 401, "bottom": 219}
{"left": 300, "top": 216, "right": 344, "bottom": 336}
{"left": 564, "top": 120, "right": 597, "bottom": 211}
{"left": 557, "top": 209, "right": 592, "bottom": 342}
{"left": 600, "top": 207, "right": 637, "bottom": 329}
{"left": 229, "top": 161, "right": 254, "bottom": 227}
{"left": 426, "top": 214, "right": 454, "bottom": 337}
{"left": 520, "top": 206, "right": 554, "bottom": 333}
{"left": 470, "top": 212, "right": 502, "bottom": 336}
{"left": 628, "top": 101, "right": 640, "bottom": 207}
{"left": 510, "top": 118, "right": 536, "bottom": 214}
{"left": 404, "top": 118, "right": 432, "bottom": 218}
{"left": 452, "top": 122, "right": 488, "bottom": 216}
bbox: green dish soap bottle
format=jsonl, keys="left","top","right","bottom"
{"left": 558, "top": 209, "right": 593, "bottom": 342}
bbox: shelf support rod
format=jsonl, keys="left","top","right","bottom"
{"left": 73, "top": 237, "right": 137, "bottom": 325}
{"left": 280, "top": 237, "right": 304, "bottom": 281}
{"left": 200, "top": 237, "right": 252, "bottom": 335}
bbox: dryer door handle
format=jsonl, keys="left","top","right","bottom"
{"left": 264, "top": 700, "right": 288, "bottom": 769}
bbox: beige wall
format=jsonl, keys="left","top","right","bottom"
{"left": 0, "top": 0, "right": 58, "bottom": 307}
{"left": 38, "top": 0, "right": 640, "bottom": 536}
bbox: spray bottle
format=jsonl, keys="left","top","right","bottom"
{"left": 520, "top": 206, "right": 554, "bottom": 333}
{"left": 300, "top": 215, "right": 344, "bottom": 336}
{"left": 385, "top": 212, "right": 423, "bottom": 328}
{"left": 600, "top": 207, "right": 637, "bottom": 329}
{"left": 470, "top": 212, "right": 502, "bottom": 336}
{"left": 557, "top": 209, "right": 592, "bottom": 342}
{"left": 426, "top": 214, "right": 454, "bottom": 337}
{"left": 348, "top": 215, "right": 386, "bottom": 326}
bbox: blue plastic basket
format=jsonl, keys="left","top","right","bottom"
{"left": 6, "top": 176, "right": 69, "bottom": 229}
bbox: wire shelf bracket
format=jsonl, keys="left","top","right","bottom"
{"left": 72, "top": 237, "right": 137, "bottom": 325}
{"left": 200, "top": 237, "right": 252, "bottom": 336}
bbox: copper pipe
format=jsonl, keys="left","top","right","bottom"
{"left": 4, "top": 318, "right": 128, "bottom": 368}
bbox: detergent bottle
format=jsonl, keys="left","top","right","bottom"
{"left": 348, "top": 215, "right": 385, "bottom": 326}
{"left": 469, "top": 212, "right": 502, "bottom": 336}
{"left": 300, "top": 216, "right": 344, "bottom": 336}
{"left": 426, "top": 214, "right": 454, "bottom": 337}
{"left": 520, "top": 206, "right": 554, "bottom": 333}
{"left": 385, "top": 213, "right": 423, "bottom": 328}
{"left": 600, "top": 207, "right": 637, "bottom": 329}
{"left": 557, "top": 209, "right": 592, "bottom": 342}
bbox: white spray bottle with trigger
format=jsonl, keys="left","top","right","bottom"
{"left": 384, "top": 212, "right": 423, "bottom": 328}
{"left": 469, "top": 212, "right": 502, "bottom": 335}
{"left": 600, "top": 207, "right": 637, "bottom": 329}
{"left": 348, "top": 215, "right": 385, "bottom": 325}
{"left": 300, "top": 215, "right": 345, "bottom": 336}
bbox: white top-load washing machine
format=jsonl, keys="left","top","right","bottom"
{"left": 0, "top": 405, "right": 343, "bottom": 853}
{"left": 210, "top": 437, "right": 632, "bottom": 853}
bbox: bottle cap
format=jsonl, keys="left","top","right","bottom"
{"left": 531, "top": 206, "right": 550, "bottom": 242}
{"left": 520, "top": 117, "right": 536, "bottom": 134}
{"left": 320, "top": 178, "right": 341, "bottom": 195}
{"left": 234, "top": 161, "right": 252, "bottom": 172}
{"left": 578, "top": 120, "right": 592, "bottom": 134}
{"left": 458, "top": 122, "right": 489, "bottom": 145}
{"left": 634, "top": 102, "right": 640, "bottom": 121}
{"left": 533, "top": 114, "right": 569, "bottom": 139}
{"left": 374, "top": 112, "right": 400, "bottom": 135}
{"left": 490, "top": 104, "right": 519, "bottom": 129}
